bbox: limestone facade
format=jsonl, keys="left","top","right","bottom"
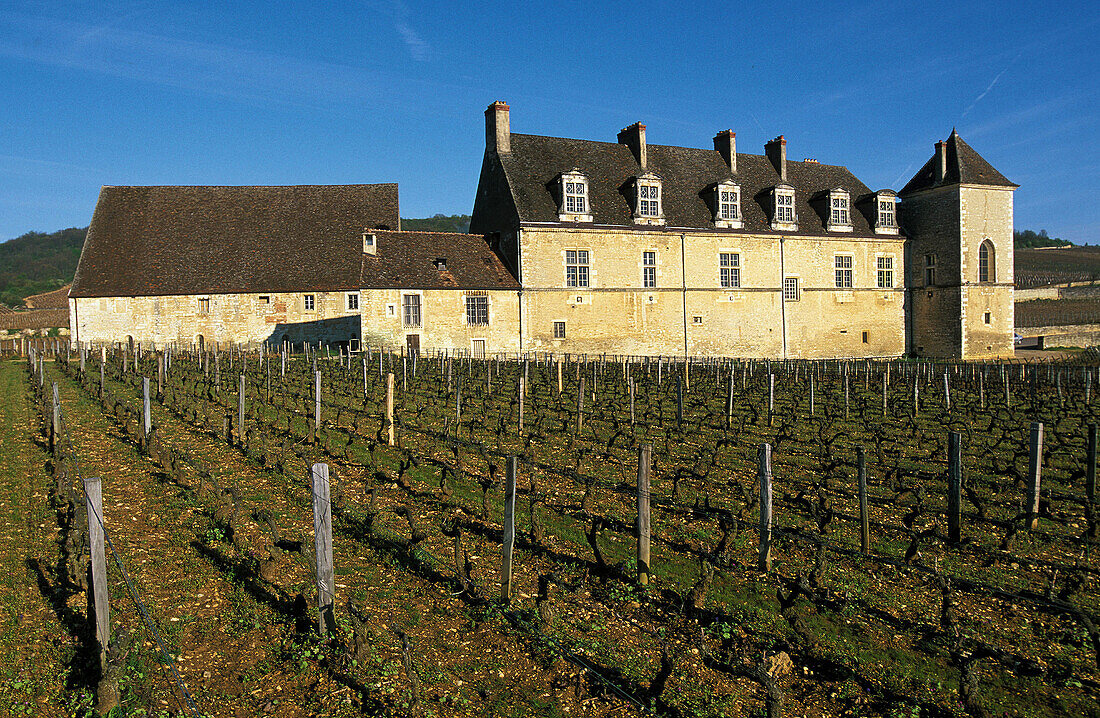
{"left": 70, "top": 290, "right": 361, "bottom": 351}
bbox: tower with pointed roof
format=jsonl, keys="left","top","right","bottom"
{"left": 899, "top": 130, "right": 1018, "bottom": 359}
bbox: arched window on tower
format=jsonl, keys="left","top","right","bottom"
{"left": 978, "top": 240, "right": 995, "bottom": 283}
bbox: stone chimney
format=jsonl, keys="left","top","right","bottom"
{"left": 618, "top": 122, "right": 647, "bottom": 170}
{"left": 485, "top": 101, "right": 510, "bottom": 154}
{"left": 713, "top": 130, "right": 736, "bottom": 173}
{"left": 935, "top": 139, "right": 948, "bottom": 182}
{"left": 765, "top": 135, "right": 787, "bottom": 181}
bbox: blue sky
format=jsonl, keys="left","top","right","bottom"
{"left": 1, "top": 1, "right": 1098, "bottom": 241}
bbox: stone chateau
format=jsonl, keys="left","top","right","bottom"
{"left": 68, "top": 102, "right": 1017, "bottom": 359}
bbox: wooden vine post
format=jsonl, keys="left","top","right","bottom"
{"left": 501, "top": 456, "right": 517, "bottom": 604}
{"left": 238, "top": 374, "right": 246, "bottom": 446}
{"left": 637, "top": 445, "right": 652, "bottom": 585}
{"left": 84, "top": 476, "right": 110, "bottom": 665}
{"left": 576, "top": 377, "right": 585, "bottom": 434}
{"left": 100, "top": 347, "right": 106, "bottom": 397}
{"left": 51, "top": 382, "right": 60, "bottom": 457}
{"left": 142, "top": 377, "right": 152, "bottom": 439}
{"left": 768, "top": 373, "right": 775, "bottom": 425}
{"left": 857, "top": 446, "right": 869, "bottom": 554}
{"left": 1088, "top": 423, "right": 1097, "bottom": 505}
{"left": 947, "top": 431, "right": 962, "bottom": 543}
{"left": 518, "top": 376, "right": 525, "bottom": 433}
{"left": 313, "top": 370, "right": 322, "bottom": 441}
{"left": 385, "top": 372, "right": 395, "bottom": 446}
{"left": 311, "top": 463, "right": 336, "bottom": 634}
{"left": 1026, "top": 422, "right": 1044, "bottom": 530}
{"left": 758, "top": 443, "right": 773, "bottom": 572}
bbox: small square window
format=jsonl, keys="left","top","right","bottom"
{"left": 693, "top": 316, "right": 703, "bottom": 324}
{"left": 259, "top": 296, "right": 270, "bottom": 304}
{"left": 553, "top": 321, "right": 566, "bottom": 339}
{"left": 303, "top": 294, "right": 315, "bottom": 311}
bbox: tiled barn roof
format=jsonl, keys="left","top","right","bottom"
{"left": 361, "top": 231, "right": 519, "bottom": 289}
{"left": 71, "top": 184, "right": 399, "bottom": 297}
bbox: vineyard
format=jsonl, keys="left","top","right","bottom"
{"left": 4, "top": 345, "right": 1100, "bottom": 718}
{"left": 1014, "top": 246, "right": 1100, "bottom": 290}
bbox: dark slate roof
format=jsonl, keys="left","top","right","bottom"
{"left": 899, "top": 130, "right": 1017, "bottom": 196}
{"left": 498, "top": 133, "right": 887, "bottom": 236}
{"left": 361, "top": 231, "right": 520, "bottom": 289}
{"left": 71, "top": 184, "right": 399, "bottom": 297}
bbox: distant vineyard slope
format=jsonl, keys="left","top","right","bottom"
{"left": 1014, "top": 245, "right": 1100, "bottom": 289}
{"left": 1016, "top": 298, "right": 1100, "bottom": 328}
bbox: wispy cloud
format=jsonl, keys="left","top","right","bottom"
{"left": 394, "top": 19, "right": 429, "bottom": 61}
{"left": 365, "top": 0, "right": 430, "bottom": 62}
{"left": 0, "top": 12, "right": 387, "bottom": 111}
{"left": 960, "top": 53, "right": 1021, "bottom": 120}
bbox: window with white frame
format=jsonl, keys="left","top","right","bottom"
{"left": 877, "top": 195, "right": 897, "bottom": 231}
{"left": 559, "top": 171, "right": 592, "bottom": 221}
{"left": 719, "top": 253, "right": 741, "bottom": 288}
{"left": 773, "top": 186, "right": 796, "bottom": 228}
{"left": 925, "top": 253, "right": 937, "bottom": 286}
{"left": 715, "top": 181, "right": 743, "bottom": 228}
{"left": 638, "top": 183, "right": 660, "bottom": 217}
{"left": 553, "top": 321, "right": 566, "bottom": 339}
{"left": 303, "top": 294, "right": 315, "bottom": 311}
{"left": 402, "top": 294, "right": 421, "bottom": 328}
{"left": 466, "top": 296, "right": 489, "bottom": 326}
{"left": 828, "top": 190, "right": 852, "bottom": 231}
{"left": 877, "top": 256, "right": 894, "bottom": 288}
{"left": 835, "top": 255, "right": 853, "bottom": 288}
{"left": 642, "top": 251, "right": 656, "bottom": 288}
{"left": 347, "top": 293, "right": 359, "bottom": 310}
{"left": 783, "top": 277, "right": 800, "bottom": 301}
{"left": 565, "top": 249, "right": 590, "bottom": 288}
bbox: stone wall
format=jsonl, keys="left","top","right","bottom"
{"left": 959, "top": 186, "right": 1015, "bottom": 358}
{"left": 358, "top": 288, "right": 521, "bottom": 355}
{"left": 70, "top": 289, "right": 362, "bottom": 349}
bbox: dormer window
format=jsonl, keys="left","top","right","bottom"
{"left": 632, "top": 173, "right": 665, "bottom": 225}
{"left": 874, "top": 191, "right": 898, "bottom": 235}
{"left": 771, "top": 185, "right": 796, "bottom": 230}
{"left": 362, "top": 231, "right": 377, "bottom": 255}
{"left": 827, "top": 189, "right": 852, "bottom": 232}
{"left": 558, "top": 170, "right": 593, "bottom": 222}
{"left": 714, "top": 181, "right": 743, "bottom": 229}
{"left": 433, "top": 257, "right": 448, "bottom": 270}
